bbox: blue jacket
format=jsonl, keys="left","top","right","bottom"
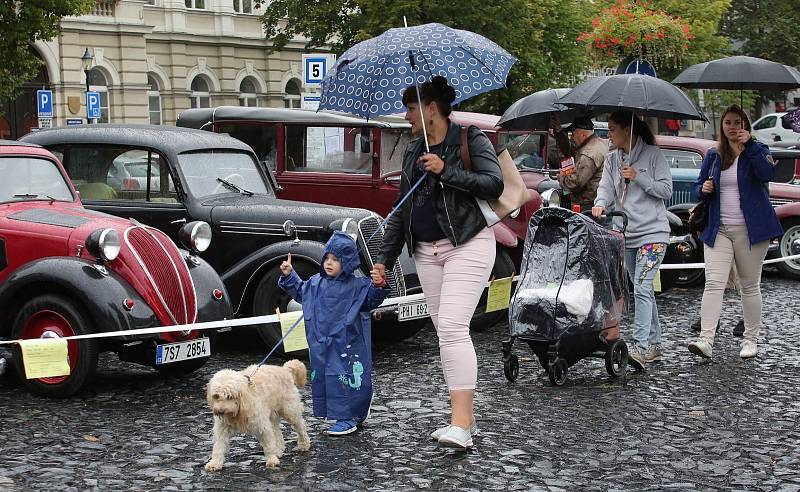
{"left": 278, "top": 231, "right": 387, "bottom": 420}
{"left": 694, "top": 140, "right": 783, "bottom": 247}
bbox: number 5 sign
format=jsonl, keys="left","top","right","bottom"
{"left": 302, "top": 53, "right": 336, "bottom": 88}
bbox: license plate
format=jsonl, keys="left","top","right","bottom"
{"left": 398, "top": 300, "right": 429, "bottom": 321}
{"left": 156, "top": 338, "right": 211, "bottom": 365}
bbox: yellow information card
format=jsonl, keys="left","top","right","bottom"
{"left": 486, "top": 276, "right": 514, "bottom": 313}
{"left": 18, "top": 338, "right": 71, "bottom": 379}
{"left": 280, "top": 311, "right": 309, "bottom": 352}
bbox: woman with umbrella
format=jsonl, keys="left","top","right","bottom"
{"left": 592, "top": 112, "right": 673, "bottom": 369}
{"left": 373, "top": 76, "right": 503, "bottom": 449}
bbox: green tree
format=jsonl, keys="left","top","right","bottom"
{"left": 0, "top": 0, "right": 94, "bottom": 104}
{"left": 721, "top": 0, "right": 800, "bottom": 67}
{"left": 258, "top": 0, "right": 591, "bottom": 114}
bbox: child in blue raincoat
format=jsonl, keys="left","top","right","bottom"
{"left": 278, "top": 231, "right": 388, "bottom": 436}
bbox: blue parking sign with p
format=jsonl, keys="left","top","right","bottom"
{"left": 87, "top": 91, "right": 101, "bottom": 119}
{"left": 37, "top": 90, "right": 53, "bottom": 118}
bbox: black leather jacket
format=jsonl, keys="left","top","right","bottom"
{"left": 377, "top": 121, "right": 503, "bottom": 269}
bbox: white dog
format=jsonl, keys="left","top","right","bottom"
{"left": 204, "top": 360, "right": 310, "bottom": 471}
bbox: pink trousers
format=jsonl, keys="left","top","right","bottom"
{"left": 414, "top": 227, "right": 496, "bottom": 390}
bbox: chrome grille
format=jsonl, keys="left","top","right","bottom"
{"left": 770, "top": 198, "right": 792, "bottom": 208}
{"left": 357, "top": 216, "right": 406, "bottom": 297}
{"left": 665, "top": 190, "right": 695, "bottom": 208}
{"left": 125, "top": 227, "right": 197, "bottom": 325}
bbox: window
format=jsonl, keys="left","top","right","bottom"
{"left": 217, "top": 123, "right": 278, "bottom": 170}
{"left": 62, "top": 146, "right": 177, "bottom": 203}
{"left": 284, "top": 79, "right": 301, "bottom": 108}
{"left": 754, "top": 116, "right": 777, "bottom": 131}
{"left": 239, "top": 77, "right": 258, "bottom": 107}
{"left": 0, "top": 157, "right": 74, "bottom": 203}
{"left": 87, "top": 68, "right": 111, "bottom": 123}
{"left": 380, "top": 129, "right": 412, "bottom": 175}
{"left": 662, "top": 149, "right": 703, "bottom": 169}
{"left": 498, "top": 132, "right": 546, "bottom": 170}
{"left": 185, "top": 0, "right": 205, "bottom": 8}
{"left": 147, "top": 74, "right": 162, "bottom": 125}
{"left": 233, "top": 0, "right": 252, "bottom": 13}
{"left": 190, "top": 76, "right": 211, "bottom": 109}
{"left": 285, "top": 126, "right": 373, "bottom": 174}
{"left": 178, "top": 151, "right": 270, "bottom": 198}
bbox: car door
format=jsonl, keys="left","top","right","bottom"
{"left": 57, "top": 145, "right": 189, "bottom": 242}
{"left": 275, "top": 124, "right": 378, "bottom": 210}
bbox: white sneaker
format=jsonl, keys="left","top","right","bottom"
{"left": 437, "top": 425, "right": 473, "bottom": 449}
{"left": 740, "top": 340, "right": 758, "bottom": 359}
{"left": 430, "top": 421, "right": 479, "bottom": 441}
{"left": 688, "top": 339, "right": 713, "bottom": 359}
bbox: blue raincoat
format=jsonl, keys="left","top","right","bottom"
{"left": 278, "top": 231, "right": 388, "bottom": 420}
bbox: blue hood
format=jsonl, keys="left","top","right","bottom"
{"left": 321, "top": 231, "right": 361, "bottom": 277}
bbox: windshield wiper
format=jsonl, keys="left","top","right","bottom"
{"left": 216, "top": 178, "right": 253, "bottom": 196}
{"left": 13, "top": 193, "right": 57, "bottom": 203}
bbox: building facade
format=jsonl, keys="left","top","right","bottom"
{"left": 1, "top": 0, "right": 314, "bottom": 138}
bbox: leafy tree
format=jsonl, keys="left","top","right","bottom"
{"left": 0, "top": 0, "right": 94, "bottom": 104}
{"left": 720, "top": 0, "right": 800, "bottom": 68}
{"left": 258, "top": 0, "right": 592, "bottom": 113}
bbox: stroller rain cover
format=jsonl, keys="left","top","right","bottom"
{"left": 509, "top": 207, "right": 627, "bottom": 341}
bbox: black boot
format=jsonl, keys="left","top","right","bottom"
{"left": 732, "top": 319, "right": 744, "bottom": 337}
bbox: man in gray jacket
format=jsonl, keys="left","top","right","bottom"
{"left": 557, "top": 117, "right": 608, "bottom": 211}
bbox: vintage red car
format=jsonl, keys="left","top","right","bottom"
{"left": 0, "top": 140, "right": 232, "bottom": 396}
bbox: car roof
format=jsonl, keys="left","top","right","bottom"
{"left": 756, "top": 112, "right": 787, "bottom": 119}
{"left": 20, "top": 124, "right": 253, "bottom": 154}
{"left": 0, "top": 139, "right": 41, "bottom": 148}
{"left": 177, "top": 106, "right": 409, "bottom": 129}
{"left": 656, "top": 135, "right": 717, "bottom": 153}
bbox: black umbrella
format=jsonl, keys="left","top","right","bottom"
{"left": 672, "top": 55, "right": 800, "bottom": 91}
{"left": 558, "top": 73, "right": 706, "bottom": 121}
{"left": 497, "top": 88, "right": 583, "bottom": 130}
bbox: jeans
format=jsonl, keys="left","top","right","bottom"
{"left": 625, "top": 243, "right": 666, "bottom": 352}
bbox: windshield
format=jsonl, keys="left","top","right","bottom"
{"left": 177, "top": 150, "right": 271, "bottom": 198}
{"left": 0, "top": 156, "right": 74, "bottom": 203}
{"left": 498, "top": 132, "right": 547, "bottom": 170}
{"left": 380, "top": 129, "right": 413, "bottom": 175}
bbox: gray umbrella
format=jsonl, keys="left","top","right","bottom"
{"left": 672, "top": 55, "right": 800, "bottom": 91}
{"left": 497, "top": 88, "right": 583, "bottom": 130}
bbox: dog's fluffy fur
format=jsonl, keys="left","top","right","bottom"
{"left": 204, "top": 360, "right": 310, "bottom": 471}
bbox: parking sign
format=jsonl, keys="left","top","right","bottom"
{"left": 87, "top": 91, "right": 102, "bottom": 119}
{"left": 302, "top": 54, "right": 336, "bottom": 88}
{"left": 37, "top": 90, "right": 53, "bottom": 118}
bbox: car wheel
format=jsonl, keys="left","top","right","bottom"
{"left": 469, "top": 247, "right": 515, "bottom": 332}
{"left": 776, "top": 219, "right": 800, "bottom": 280}
{"left": 11, "top": 294, "right": 99, "bottom": 397}
{"left": 251, "top": 262, "right": 317, "bottom": 358}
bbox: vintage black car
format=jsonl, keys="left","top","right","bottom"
{"left": 22, "top": 125, "right": 425, "bottom": 352}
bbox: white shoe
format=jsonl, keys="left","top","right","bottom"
{"left": 740, "top": 340, "right": 758, "bottom": 359}
{"left": 430, "top": 421, "right": 479, "bottom": 441}
{"left": 688, "top": 339, "right": 713, "bottom": 359}
{"left": 437, "top": 425, "right": 473, "bottom": 449}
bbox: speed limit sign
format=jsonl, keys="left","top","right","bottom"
{"left": 302, "top": 54, "right": 336, "bottom": 88}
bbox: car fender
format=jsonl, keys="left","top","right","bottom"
{"left": 775, "top": 201, "right": 800, "bottom": 221}
{"left": 0, "top": 257, "right": 158, "bottom": 339}
{"left": 185, "top": 253, "right": 234, "bottom": 322}
{"left": 220, "top": 239, "right": 326, "bottom": 315}
{"left": 492, "top": 223, "right": 518, "bottom": 248}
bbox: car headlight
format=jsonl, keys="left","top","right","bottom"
{"left": 178, "top": 221, "right": 212, "bottom": 253}
{"left": 86, "top": 228, "right": 121, "bottom": 262}
{"left": 540, "top": 189, "right": 561, "bottom": 208}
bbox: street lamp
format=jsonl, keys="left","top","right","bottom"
{"left": 82, "top": 48, "right": 94, "bottom": 124}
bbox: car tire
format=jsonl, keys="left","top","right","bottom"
{"left": 11, "top": 294, "right": 99, "bottom": 398}
{"left": 469, "top": 247, "right": 515, "bottom": 332}
{"left": 776, "top": 219, "right": 800, "bottom": 280}
{"left": 251, "top": 262, "right": 318, "bottom": 358}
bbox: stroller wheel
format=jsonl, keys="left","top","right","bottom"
{"left": 503, "top": 354, "right": 519, "bottom": 382}
{"left": 605, "top": 340, "right": 629, "bottom": 377}
{"left": 548, "top": 358, "right": 568, "bottom": 386}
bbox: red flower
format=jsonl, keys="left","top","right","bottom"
{"left": 657, "top": 31, "right": 665, "bottom": 38}
{"left": 613, "top": 37, "right": 620, "bottom": 44}
{"left": 644, "top": 34, "right": 653, "bottom": 41}
{"left": 592, "top": 18, "right": 600, "bottom": 27}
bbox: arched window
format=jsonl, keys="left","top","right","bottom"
{"left": 189, "top": 76, "right": 211, "bottom": 109}
{"left": 88, "top": 68, "right": 111, "bottom": 123}
{"left": 147, "top": 73, "right": 162, "bottom": 125}
{"left": 239, "top": 77, "right": 258, "bottom": 107}
{"left": 284, "top": 78, "right": 301, "bottom": 108}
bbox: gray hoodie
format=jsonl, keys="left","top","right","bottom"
{"left": 594, "top": 137, "right": 672, "bottom": 248}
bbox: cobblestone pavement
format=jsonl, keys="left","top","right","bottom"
{"left": 1, "top": 270, "right": 799, "bottom": 491}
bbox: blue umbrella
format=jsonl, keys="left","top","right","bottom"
{"left": 318, "top": 22, "right": 517, "bottom": 121}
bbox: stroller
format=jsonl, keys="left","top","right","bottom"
{"left": 502, "top": 207, "right": 630, "bottom": 386}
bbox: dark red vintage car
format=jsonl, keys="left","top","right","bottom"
{"left": 0, "top": 140, "right": 232, "bottom": 396}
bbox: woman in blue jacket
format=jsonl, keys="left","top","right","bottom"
{"left": 688, "top": 105, "right": 783, "bottom": 360}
